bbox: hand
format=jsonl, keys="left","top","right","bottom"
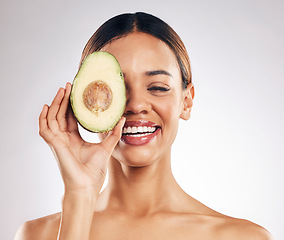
{"left": 39, "top": 82, "right": 125, "bottom": 195}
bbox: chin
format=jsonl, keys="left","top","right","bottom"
{"left": 112, "top": 142, "right": 162, "bottom": 168}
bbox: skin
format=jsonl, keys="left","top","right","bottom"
{"left": 15, "top": 32, "right": 273, "bottom": 240}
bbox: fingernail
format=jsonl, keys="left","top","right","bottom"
{"left": 109, "top": 130, "right": 113, "bottom": 135}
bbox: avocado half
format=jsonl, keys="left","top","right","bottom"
{"left": 70, "top": 51, "right": 126, "bottom": 132}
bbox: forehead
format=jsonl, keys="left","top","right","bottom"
{"left": 100, "top": 32, "right": 180, "bottom": 78}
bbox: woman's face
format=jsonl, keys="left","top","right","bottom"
{"left": 99, "top": 32, "right": 193, "bottom": 167}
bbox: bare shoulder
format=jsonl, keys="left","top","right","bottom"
{"left": 14, "top": 212, "right": 61, "bottom": 240}
{"left": 215, "top": 215, "right": 274, "bottom": 240}
{"left": 181, "top": 195, "right": 273, "bottom": 239}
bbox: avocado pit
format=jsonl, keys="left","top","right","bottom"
{"left": 83, "top": 80, "right": 113, "bottom": 112}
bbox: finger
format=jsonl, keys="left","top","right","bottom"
{"left": 67, "top": 101, "right": 79, "bottom": 134}
{"left": 57, "top": 82, "right": 72, "bottom": 131}
{"left": 39, "top": 104, "right": 54, "bottom": 142}
{"left": 47, "top": 88, "right": 65, "bottom": 133}
{"left": 101, "top": 117, "right": 126, "bottom": 153}
{"left": 66, "top": 100, "right": 84, "bottom": 145}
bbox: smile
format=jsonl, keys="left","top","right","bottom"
{"left": 121, "top": 120, "right": 161, "bottom": 145}
{"left": 123, "top": 126, "right": 157, "bottom": 136}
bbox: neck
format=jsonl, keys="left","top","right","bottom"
{"left": 96, "top": 153, "right": 186, "bottom": 216}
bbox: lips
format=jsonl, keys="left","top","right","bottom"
{"left": 121, "top": 120, "right": 161, "bottom": 146}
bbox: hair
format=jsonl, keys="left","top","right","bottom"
{"left": 79, "top": 12, "right": 192, "bottom": 89}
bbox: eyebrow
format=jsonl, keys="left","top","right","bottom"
{"left": 145, "top": 70, "right": 173, "bottom": 78}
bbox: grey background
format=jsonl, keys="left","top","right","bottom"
{"left": 1, "top": 0, "right": 283, "bottom": 239}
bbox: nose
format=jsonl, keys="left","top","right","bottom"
{"left": 124, "top": 87, "right": 151, "bottom": 115}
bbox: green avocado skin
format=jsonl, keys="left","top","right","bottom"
{"left": 70, "top": 51, "right": 126, "bottom": 133}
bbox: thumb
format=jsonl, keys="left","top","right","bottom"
{"left": 101, "top": 117, "right": 125, "bottom": 153}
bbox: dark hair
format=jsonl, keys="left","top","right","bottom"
{"left": 80, "top": 12, "right": 192, "bottom": 89}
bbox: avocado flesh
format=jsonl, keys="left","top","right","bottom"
{"left": 70, "top": 51, "right": 126, "bottom": 132}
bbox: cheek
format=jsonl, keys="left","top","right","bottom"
{"left": 153, "top": 95, "right": 182, "bottom": 140}
{"left": 154, "top": 94, "right": 182, "bottom": 123}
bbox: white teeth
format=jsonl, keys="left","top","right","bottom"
{"left": 132, "top": 126, "right": 138, "bottom": 133}
{"left": 123, "top": 126, "right": 157, "bottom": 134}
{"left": 126, "top": 127, "right": 132, "bottom": 133}
{"left": 128, "top": 132, "right": 152, "bottom": 137}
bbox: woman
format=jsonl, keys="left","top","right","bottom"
{"left": 15, "top": 12, "right": 273, "bottom": 240}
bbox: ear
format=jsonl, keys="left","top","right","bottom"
{"left": 180, "top": 83, "right": 195, "bottom": 120}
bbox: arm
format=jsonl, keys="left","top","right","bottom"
{"left": 16, "top": 82, "right": 125, "bottom": 240}
{"left": 58, "top": 191, "right": 96, "bottom": 240}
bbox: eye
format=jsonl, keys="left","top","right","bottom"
{"left": 147, "top": 86, "right": 170, "bottom": 92}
